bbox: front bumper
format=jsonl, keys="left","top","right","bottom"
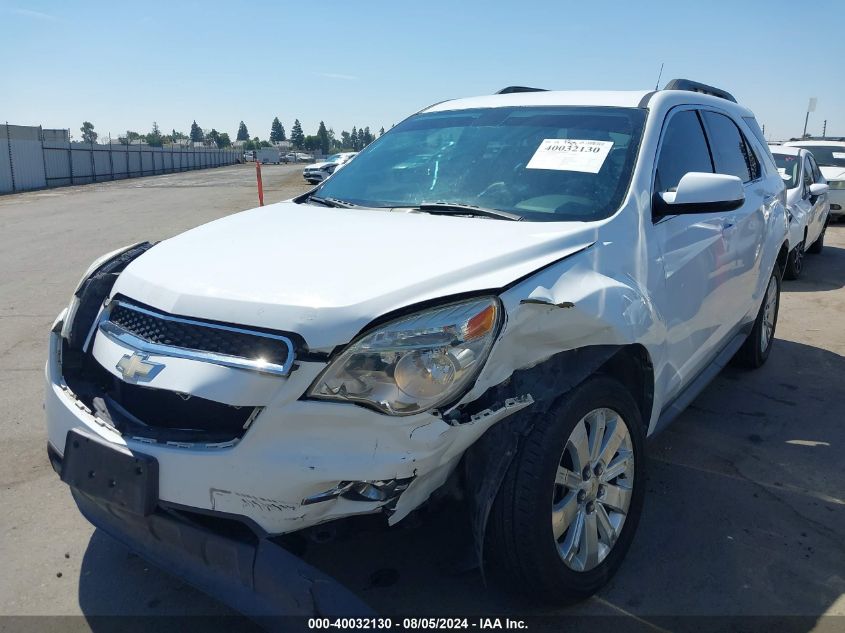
{"left": 48, "top": 446, "right": 373, "bottom": 618}
{"left": 46, "top": 313, "right": 531, "bottom": 535}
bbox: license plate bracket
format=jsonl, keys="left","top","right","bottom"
{"left": 60, "top": 429, "right": 158, "bottom": 516}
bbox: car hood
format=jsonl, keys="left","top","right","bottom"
{"left": 113, "top": 202, "right": 598, "bottom": 350}
{"left": 305, "top": 161, "right": 334, "bottom": 170}
{"left": 820, "top": 166, "right": 845, "bottom": 181}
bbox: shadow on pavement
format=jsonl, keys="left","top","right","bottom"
{"left": 781, "top": 242, "right": 845, "bottom": 292}
{"left": 75, "top": 339, "right": 845, "bottom": 631}
{"left": 77, "top": 529, "right": 258, "bottom": 632}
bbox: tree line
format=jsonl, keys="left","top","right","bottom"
{"left": 79, "top": 118, "right": 387, "bottom": 154}
{"left": 237, "top": 118, "right": 384, "bottom": 153}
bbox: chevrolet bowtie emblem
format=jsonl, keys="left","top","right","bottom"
{"left": 116, "top": 353, "right": 163, "bottom": 382}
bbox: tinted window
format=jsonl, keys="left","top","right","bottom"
{"left": 701, "top": 111, "right": 753, "bottom": 182}
{"left": 655, "top": 110, "right": 713, "bottom": 193}
{"left": 789, "top": 144, "right": 845, "bottom": 168}
{"left": 742, "top": 116, "right": 767, "bottom": 148}
{"left": 745, "top": 136, "right": 761, "bottom": 180}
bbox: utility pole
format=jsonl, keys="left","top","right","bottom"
{"left": 822, "top": 120, "right": 827, "bottom": 139}
{"left": 803, "top": 97, "right": 817, "bottom": 138}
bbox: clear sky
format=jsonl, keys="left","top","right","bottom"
{"left": 1, "top": 0, "right": 843, "bottom": 142}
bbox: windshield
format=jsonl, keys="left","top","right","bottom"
{"left": 772, "top": 153, "right": 800, "bottom": 189}
{"left": 325, "top": 154, "right": 342, "bottom": 163}
{"left": 790, "top": 144, "right": 845, "bottom": 168}
{"left": 313, "top": 106, "right": 647, "bottom": 222}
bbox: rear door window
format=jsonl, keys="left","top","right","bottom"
{"left": 655, "top": 110, "right": 713, "bottom": 193}
{"left": 701, "top": 111, "right": 755, "bottom": 183}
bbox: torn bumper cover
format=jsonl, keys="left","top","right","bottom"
{"left": 45, "top": 311, "right": 536, "bottom": 536}
{"left": 49, "top": 447, "right": 374, "bottom": 618}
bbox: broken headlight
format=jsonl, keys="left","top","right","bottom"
{"left": 308, "top": 297, "right": 501, "bottom": 415}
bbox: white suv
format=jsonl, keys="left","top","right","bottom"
{"left": 45, "top": 79, "right": 788, "bottom": 615}
{"left": 783, "top": 140, "right": 845, "bottom": 220}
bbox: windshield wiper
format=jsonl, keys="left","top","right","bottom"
{"left": 308, "top": 195, "right": 356, "bottom": 209}
{"left": 417, "top": 202, "right": 522, "bottom": 221}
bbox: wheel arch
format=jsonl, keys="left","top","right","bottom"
{"left": 777, "top": 240, "right": 789, "bottom": 273}
{"left": 458, "top": 342, "right": 653, "bottom": 579}
{"left": 594, "top": 344, "right": 655, "bottom": 434}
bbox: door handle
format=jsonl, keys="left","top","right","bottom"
{"left": 721, "top": 221, "right": 735, "bottom": 231}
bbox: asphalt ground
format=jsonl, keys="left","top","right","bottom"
{"left": 1, "top": 163, "right": 843, "bottom": 631}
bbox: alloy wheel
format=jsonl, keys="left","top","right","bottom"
{"left": 793, "top": 242, "right": 804, "bottom": 275}
{"left": 552, "top": 408, "right": 634, "bottom": 572}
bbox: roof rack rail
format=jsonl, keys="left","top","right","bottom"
{"left": 663, "top": 78, "right": 737, "bottom": 103}
{"left": 495, "top": 86, "right": 547, "bottom": 94}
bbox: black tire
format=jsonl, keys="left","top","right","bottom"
{"left": 783, "top": 243, "right": 804, "bottom": 280}
{"left": 807, "top": 222, "right": 826, "bottom": 254}
{"left": 733, "top": 265, "right": 781, "bottom": 369}
{"left": 485, "top": 375, "right": 646, "bottom": 604}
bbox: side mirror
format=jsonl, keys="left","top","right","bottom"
{"left": 654, "top": 172, "right": 745, "bottom": 217}
{"left": 809, "top": 183, "right": 829, "bottom": 197}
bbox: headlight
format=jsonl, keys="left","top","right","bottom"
{"left": 308, "top": 297, "right": 501, "bottom": 415}
{"left": 828, "top": 180, "right": 845, "bottom": 190}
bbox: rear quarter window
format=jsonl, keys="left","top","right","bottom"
{"left": 742, "top": 115, "right": 778, "bottom": 176}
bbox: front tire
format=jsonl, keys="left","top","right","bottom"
{"left": 485, "top": 376, "right": 646, "bottom": 604}
{"left": 734, "top": 266, "right": 780, "bottom": 368}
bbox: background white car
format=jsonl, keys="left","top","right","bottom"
{"left": 303, "top": 152, "right": 357, "bottom": 184}
{"left": 770, "top": 146, "right": 830, "bottom": 278}
{"left": 784, "top": 140, "right": 845, "bottom": 221}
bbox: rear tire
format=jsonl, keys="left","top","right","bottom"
{"left": 734, "top": 266, "right": 780, "bottom": 369}
{"left": 783, "top": 243, "right": 804, "bottom": 280}
{"left": 485, "top": 375, "right": 646, "bottom": 604}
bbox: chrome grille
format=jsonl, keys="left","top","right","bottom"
{"left": 100, "top": 299, "right": 295, "bottom": 376}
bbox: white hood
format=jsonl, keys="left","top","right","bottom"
{"left": 305, "top": 161, "right": 333, "bottom": 170}
{"left": 113, "top": 202, "right": 597, "bottom": 350}
{"left": 820, "top": 166, "right": 845, "bottom": 181}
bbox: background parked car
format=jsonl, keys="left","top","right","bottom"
{"left": 303, "top": 152, "right": 357, "bottom": 184}
{"left": 784, "top": 141, "right": 845, "bottom": 221}
{"left": 771, "top": 146, "right": 830, "bottom": 278}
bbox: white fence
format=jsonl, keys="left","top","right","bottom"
{"left": 0, "top": 123, "right": 241, "bottom": 194}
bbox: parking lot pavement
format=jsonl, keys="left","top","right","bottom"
{"left": 0, "top": 165, "right": 843, "bottom": 629}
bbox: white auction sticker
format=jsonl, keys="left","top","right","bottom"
{"left": 526, "top": 139, "right": 614, "bottom": 173}
{"left": 777, "top": 167, "right": 789, "bottom": 179}
{"left": 832, "top": 152, "right": 845, "bottom": 159}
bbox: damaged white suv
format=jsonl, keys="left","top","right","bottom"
{"left": 45, "top": 79, "right": 788, "bottom": 614}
